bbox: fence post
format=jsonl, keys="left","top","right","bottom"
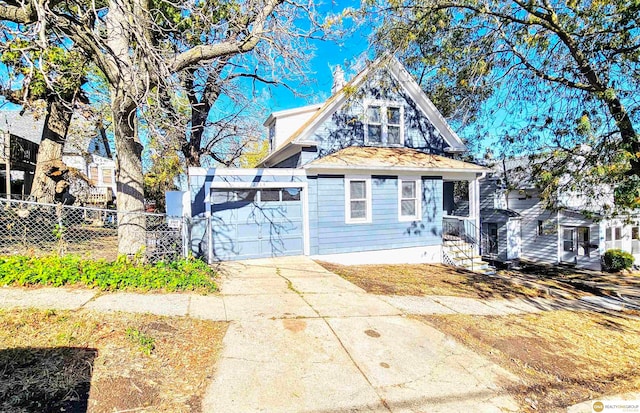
{"left": 182, "top": 217, "right": 190, "bottom": 259}
{"left": 207, "top": 215, "right": 213, "bottom": 265}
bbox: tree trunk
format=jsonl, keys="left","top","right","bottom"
{"left": 30, "top": 100, "right": 73, "bottom": 202}
{"left": 112, "top": 97, "right": 146, "bottom": 257}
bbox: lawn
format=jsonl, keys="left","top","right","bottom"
{"left": 316, "top": 261, "right": 558, "bottom": 299}
{"left": 0, "top": 309, "right": 228, "bottom": 412}
{"left": 419, "top": 310, "right": 640, "bottom": 412}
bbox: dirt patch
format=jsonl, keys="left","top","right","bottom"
{"left": 283, "top": 319, "right": 306, "bottom": 333}
{"left": 0, "top": 309, "right": 228, "bottom": 412}
{"left": 317, "top": 261, "right": 549, "bottom": 299}
{"left": 364, "top": 329, "right": 381, "bottom": 338}
{"left": 418, "top": 311, "right": 640, "bottom": 412}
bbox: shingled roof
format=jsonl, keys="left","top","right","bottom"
{"left": 0, "top": 111, "right": 45, "bottom": 144}
{"left": 304, "top": 147, "right": 488, "bottom": 173}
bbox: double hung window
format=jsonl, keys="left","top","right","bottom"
{"left": 365, "top": 101, "right": 404, "bottom": 145}
{"left": 399, "top": 178, "right": 421, "bottom": 221}
{"left": 345, "top": 177, "right": 372, "bottom": 224}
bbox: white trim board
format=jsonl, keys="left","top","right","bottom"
{"left": 189, "top": 167, "right": 306, "bottom": 177}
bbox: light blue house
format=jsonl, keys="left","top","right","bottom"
{"left": 183, "top": 56, "right": 489, "bottom": 265}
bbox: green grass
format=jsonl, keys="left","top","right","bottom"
{"left": 125, "top": 327, "right": 156, "bottom": 355}
{"left": 0, "top": 255, "right": 218, "bottom": 292}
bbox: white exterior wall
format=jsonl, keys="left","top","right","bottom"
{"left": 507, "top": 189, "right": 639, "bottom": 270}
{"left": 312, "top": 245, "right": 442, "bottom": 265}
{"left": 507, "top": 191, "right": 559, "bottom": 265}
{"left": 603, "top": 219, "right": 640, "bottom": 265}
{"left": 62, "top": 154, "right": 117, "bottom": 194}
{"left": 270, "top": 108, "right": 319, "bottom": 150}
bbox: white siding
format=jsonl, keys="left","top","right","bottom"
{"left": 271, "top": 109, "right": 319, "bottom": 150}
{"left": 508, "top": 192, "right": 559, "bottom": 264}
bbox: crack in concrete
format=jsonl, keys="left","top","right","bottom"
{"left": 274, "top": 267, "right": 393, "bottom": 413}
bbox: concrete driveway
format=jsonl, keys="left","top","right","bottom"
{"left": 202, "top": 257, "right": 520, "bottom": 413}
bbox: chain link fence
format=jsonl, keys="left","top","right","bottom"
{"left": 0, "top": 198, "right": 186, "bottom": 262}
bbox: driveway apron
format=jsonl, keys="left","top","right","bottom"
{"left": 202, "top": 257, "right": 520, "bottom": 413}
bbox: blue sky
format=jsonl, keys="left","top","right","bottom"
{"left": 265, "top": 1, "right": 373, "bottom": 112}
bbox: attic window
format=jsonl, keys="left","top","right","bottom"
{"left": 366, "top": 106, "right": 382, "bottom": 143}
{"left": 365, "top": 101, "right": 404, "bottom": 146}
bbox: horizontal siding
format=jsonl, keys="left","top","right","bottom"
{"left": 509, "top": 193, "right": 558, "bottom": 263}
{"left": 312, "top": 176, "right": 442, "bottom": 255}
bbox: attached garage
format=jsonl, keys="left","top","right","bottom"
{"left": 210, "top": 185, "right": 306, "bottom": 260}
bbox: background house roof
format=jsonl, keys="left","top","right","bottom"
{"left": 305, "top": 147, "right": 488, "bottom": 172}
{"left": 486, "top": 156, "right": 535, "bottom": 189}
{"left": 63, "top": 114, "right": 111, "bottom": 159}
{"left": 0, "top": 111, "right": 45, "bottom": 144}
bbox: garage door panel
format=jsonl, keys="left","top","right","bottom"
{"left": 211, "top": 187, "right": 305, "bottom": 260}
{"left": 266, "top": 220, "right": 302, "bottom": 233}
{"left": 260, "top": 238, "right": 303, "bottom": 255}
{"left": 281, "top": 204, "right": 303, "bottom": 217}
{"left": 213, "top": 224, "right": 236, "bottom": 240}
{"left": 236, "top": 222, "right": 261, "bottom": 239}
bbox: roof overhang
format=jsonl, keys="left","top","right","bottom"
{"left": 303, "top": 164, "right": 486, "bottom": 180}
{"left": 263, "top": 103, "right": 323, "bottom": 127}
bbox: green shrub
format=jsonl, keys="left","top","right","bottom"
{"left": 602, "top": 249, "right": 635, "bottom": 272}
{"left": 0, "top": 255, "right": 217, "bottom": 292}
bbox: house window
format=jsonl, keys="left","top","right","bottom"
{"left": 260, "top": 189, "right": 281, "bottom": 202}
{"left": 365, "top": 101, "right": 403, "bottom": 145}
{"left": 102, "top": 168, "right": 113, "bottom": 184}
{"left": 399, "top": 178, "right": 421, "bottom": 221}
{"left": 606, "top": 227, "right": 612, "bottom": 241}
{"left": 387, "top": 107, "right": 401, "bottom": 144}
{"left": 211, "top": 189, "right": 257, "bottom": 204}
{"left": 345, "top": 176, "right": 371, "bottom": 224}
{"left": 615, "top": 227, "right": 623, "bottom": 240}
{"left": 633, "top": 227, "right": 639, "bottom": 240}
{"left": 366, "top": 105, "right": 382, "bottom": 143}
{"left": 282, "top": 188, "right": 301, "bottom": 201}
{"left": 537, "top": 220, "right": 543, "bottom": 236}
{"left": 89, "top": 166, "right": 98, "bottom": 186}
{"left": 563, "top": 229, "right": 574, "bottom": 252}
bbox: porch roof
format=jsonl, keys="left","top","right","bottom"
{"left": 304, "top": 147, "right": 489, "bottom": 174}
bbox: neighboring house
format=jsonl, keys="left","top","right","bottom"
{"left": 62, "top": 114, "right": 116, "bottom": 205}
{"left": 178, "top": 56, "right": 490, "bottom": 266}
{"left": 480, "top": 157, "right": 640, "bottom": 270}
{"left": 0, "top": 111, "right": 44, "bottom": 198}
{"left": 0, "top": 110, "right": 115, "bottom": 204}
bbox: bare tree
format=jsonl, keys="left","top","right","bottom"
{"left": 0, "top": 0, "right": 311, "bottom": 255}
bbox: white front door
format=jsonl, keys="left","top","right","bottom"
{"left": 562, "top": 226, "right": 591, "bottom": 264}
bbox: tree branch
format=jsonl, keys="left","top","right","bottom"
{"left": 172, "top": 0, "right": 284, "bottom": 72}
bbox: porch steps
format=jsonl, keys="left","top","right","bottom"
{"left": 443, "top": 240, "right": 495, "bottom": 275}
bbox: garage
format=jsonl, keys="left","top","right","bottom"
{"left": 210, "top": 186, "right": 305, "bottom": 260}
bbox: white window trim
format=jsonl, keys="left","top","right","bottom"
{"left": 345, "top": 175, "right": 372, "bottom": 224}
{"left": 398, "top": 177, "right": 422, "bottom": 222}
{"left": 364, "top": 100, "right": 405, "bottom": 146}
